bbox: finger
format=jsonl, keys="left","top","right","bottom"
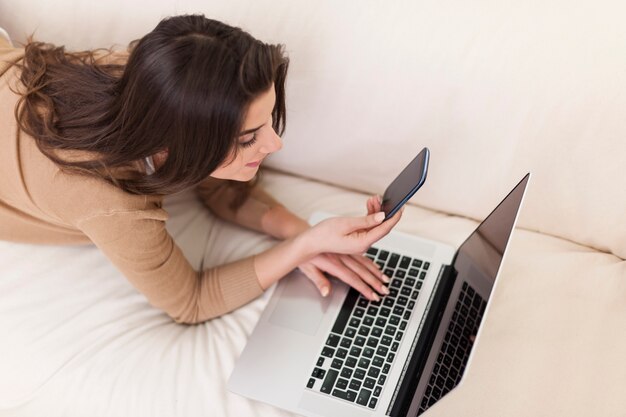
{"left": 344, "top": 212, "right": 385, "bottom": 232}
{"left": 366, "top": 198, "right": 375, "bottom": 215}
{"left": 300, "top": 264, "right": 332, "bottom": 297}
{"left": 351, "top": 254, "right": 390, "bottom": 284}
{"left": 324, "top": 259, "right": 380, "bottom": 301}
{"left": 364, "top": 207, "right": 404, "bottom": 245}
{"left": 341, "top": 255, "right": 389, "bottom": 296}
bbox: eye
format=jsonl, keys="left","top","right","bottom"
{"left": 239, "top": 133, "right": 258, "bottom": 148}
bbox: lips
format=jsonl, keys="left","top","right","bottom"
{"left": 246, "top": 159, "right": 262, "bottom": 167}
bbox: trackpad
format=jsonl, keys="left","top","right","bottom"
{"left": 268, "top": 270, "right": 332, "bottom": 336}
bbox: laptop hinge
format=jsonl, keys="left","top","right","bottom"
{"left": 388, "top": 264, "right": 457, "bottom": 417}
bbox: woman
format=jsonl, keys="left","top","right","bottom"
{"left": 0, "top": 15, "right": 402, "bottom": 324}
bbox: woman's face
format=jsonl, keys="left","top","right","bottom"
{"left": 210, "top": 85, "right": 282, "bottom": 182}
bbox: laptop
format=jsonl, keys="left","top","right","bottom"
{"left": 228, "top": 174, "right": 530, "bottom": 417}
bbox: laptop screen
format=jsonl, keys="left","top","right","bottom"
{"left": 452, "top": 175, "right": 529, "bottom": 292}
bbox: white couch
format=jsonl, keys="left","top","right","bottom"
{"left": 1, "top": 1, "right": 625, "bottom": 416}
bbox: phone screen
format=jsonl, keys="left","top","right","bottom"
{"left": 381, "top": 147, "right": 429, "bottom": 220}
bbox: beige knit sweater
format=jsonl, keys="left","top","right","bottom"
{"left": 0, "top": 41, "right": 283, "bottom": 324}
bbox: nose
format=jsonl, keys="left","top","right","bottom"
{"left": 259, "top": 128, "right": 283, "bottom": 154}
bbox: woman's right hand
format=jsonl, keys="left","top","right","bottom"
{"left": 302, "top": 208, "right": 404, "bottom": 259}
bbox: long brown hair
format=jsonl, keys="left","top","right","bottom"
{"left": 12, "top": 14, "right": 289, "bottom": 196}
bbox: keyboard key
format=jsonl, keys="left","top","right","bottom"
{"left": 378, "top": 374, "right": 386, "bottom": 385}
{"left": 391, "top": 279, "right": 402, "bottom": 288}
{"left": 369, "top": 397, "right": 378, "bottom": 409}
{"left": 397, "top": 296, "right": 408, "bottom": 306}
{"left": 412, "top": 259, "right": 423, "bottom": 268}
{"left": 331, "top": 359, "right": 343, "bottom": 369}
{"left": 358, "top": 358, "right": 371, "bottom": 369}
{"left": 395, "top": 269, "right": 406, "bottom": 279}
{"left": 372, "top": 355, "right": 384, "bottom": 367}
{"left": 380, "top": 307, "right": 391, "bottom": 317}
{"left": 336, "top": 348, "right": 348, "bottom": 359}
{"left": 354, "top": 368, "right": 366, "bottom": 380}
{"left": 349, "top": 378, "right": 362, "bottom": 391}
{"left": 393, "top": 306, "right": 404, "bottom": 316}
{"left": 357, "top": 298, "right": 368, "bottom": 308}
{"left": 346, "top": 327, "right": 357, "bottom": 338}
{"left": 332, "top": 388, "right": 349, "bottom": 401}
{"left": 411, "top": 290, "right": 419, "bottom": 299}
{"left": 400, "top": 256, "right": 411, "bottom": 269}
{"left": 389, "top": 315, "right": 400, "bottom": 326}
{"left": 387, "top": 352, "right": 395, "bottom": 362}
{"left": 349, "top": 317, "right": 361, "bottom": 327}
{"left": 403, "top": 311, "right": 411, "bottom": 320}
{"left": 367, "top": 306, "right": 379, "bottom": 316}
{"left": 378, "top": 250, "right": 389, "bottom": 260}
{"left": 384, "top": 268, "right": 394, "bottom": 277}
{"left": 376, "top": 346, "right": 389, "bottom": 357}
{"left": 383, "top": 297, "right": 395, "bottom": 307}
{"left": 375, "top": 317, "right": 386, "bottom": 327}
{"left": 395, "top": 331, "right": 404, "bottom": 341}
{"left": 350, "top": 346, "right": 362, "bottom": 357}
{"left": 366, "top": 247, "right": 379, "bottom": 256}
{"left": 341, "top": 368, "right": 353, "bottom": 379}
{"left": 363, "top": 347, "right": 375, "bottom": 358}
{"left": 320, "top": 369, "right": 339, "bottom": 393}
{"left": 326, "top": 334, "right": 340, "bottom": 347}
{"left": 317, "top": 357, "right": 325, "bottom": 367}
{"left": 355, "top": 336, "right": 366, "bottom": 346}
{"left": 401, "top": 286, "right": 412, "bottom": 296}
{"left": 424, "top": 262, "right": 430, "bottom": 270}
{"left": 400, "top": 320, "right": 407, "bottom": 331}
{"left": 336, "top": 378, "right": 349, "bottom": 390}
{"left": 357, "top": 388, "right": 372, "bottom": 406}
{"left": 420, "top": 271, "right": 426, "bottom": 280}
{"left": 340, "top": 337, "right": 352, "bottom": 349}
{"left": 391, "top": 341, "right": 399, "bottom": 352}
{"left": 383, "top": 363, "right": 390, "bottom": 374}
{"left": 321, "top": 347, "right": 335, "bottom": 358}
{"left": 385, "top": 325, "right": 397, "bottom": 336}
{"left": 353, "top": 308, "right": 365, "bottom": 318}
{"left": 388, "top": 254, "right": 399, "bottom": 268}
{"left": 367, "top": 367, "right": 380, "bottom": 378}
{"left": 312, "top": 367, "right": 326, "bottom": 379}
{"left": 358, "top": 326, "right": 371, "bottom": 337}
{"left": 389, "top": 288, "right": 398, "bottom": 297}
{"left": 363, "top": 377, "right": 376, "bottom": 389}
{"left": 408, "top": 268, "right": 419, "bottom": 277}
{"left": 346, "top": 356, "right": 358, "bottom": 368}
{"left": 363, "top": 316, "right": 374, "bottom": 326}
{"left": 408, "top": 301, "right": 415, "bottom": 310}
{"left": 381, "top": 336, "right": 392, "bottom": 346}
{"left": 307, "top": 378, "right": 315, "bottom": 388}
{"left": 367, "top": 337, "right": 379, "bottom": 348}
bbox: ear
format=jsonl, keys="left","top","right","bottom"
{"left": 153, "top": 149, "right": 169, "bottom": 169}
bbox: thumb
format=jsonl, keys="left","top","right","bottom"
{"left": 346, "top": 211, "right": 385, "bottom": 231}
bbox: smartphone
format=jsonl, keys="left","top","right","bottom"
{"left": 381, "top": 147, "right": 430, "bottom": 220}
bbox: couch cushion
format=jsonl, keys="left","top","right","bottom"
{"left": 0, "top": 169, "right": 623, "bottom": 416}
{"left": 3, "top": 0, "right": 624, "bottom": 259}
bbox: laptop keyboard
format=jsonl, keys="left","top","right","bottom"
{"left": 418, "top": 281, "right": 487, "bottom": 415}
{"left": 305, "top": 246, "right": 430, "bottom": 410}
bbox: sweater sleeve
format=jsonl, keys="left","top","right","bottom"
{"left": 77, "top": 209, "right": 264, "bottom": 324}
{"left": 195, "top": 177, "right": 284, "bottom": 233}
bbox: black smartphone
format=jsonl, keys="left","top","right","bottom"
{"left": 381, "top": 147, "right": 430, "bottom": 221}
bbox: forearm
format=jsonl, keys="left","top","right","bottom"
{"left": 261, "top": 205, "right": 311, "bottom": 240}
{"left": 254, "top": 232, "right": 317, "bottom": 290}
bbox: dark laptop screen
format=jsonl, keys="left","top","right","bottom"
{"left": 452, "top": 175, "right": 529, "bottom": 292}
